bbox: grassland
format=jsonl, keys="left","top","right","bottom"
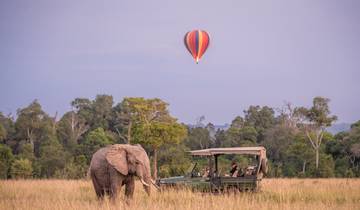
{"left": 1, "top": 179, "right": 360, "bottom": 210}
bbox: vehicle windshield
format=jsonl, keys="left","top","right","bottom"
{"left": 189, "top": 154, "right": 260, "bottom": 178}
{"left": 185, "top": 162, "right": 197, "bottom": 176}
{"left": 218, "top": 154, "right": 259, "bottom": 177}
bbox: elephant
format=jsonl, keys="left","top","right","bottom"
{"left": 89, "top": 144, "right": 154, "bottom": 201}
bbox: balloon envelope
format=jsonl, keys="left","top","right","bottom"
{"left": 184, "top": 30, "right": 210, "bottom": 63}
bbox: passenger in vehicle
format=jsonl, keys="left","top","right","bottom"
{"left": 202, "top": 167, "right": 210, "bottom": 178}
{"left": 230, "top": 162, "right": 239, "bottom": 177}
{"left": 245, "top": 165, "right": 256, "bottom": 176}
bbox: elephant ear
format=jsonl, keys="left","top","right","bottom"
{"left": 105, "top": 145, "right": 128, "bottom": 175}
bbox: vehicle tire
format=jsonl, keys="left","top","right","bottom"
{"left": 260, "top": 158, "right": 268, "bottom": 175}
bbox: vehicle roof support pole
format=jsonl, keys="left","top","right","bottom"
{"left": 214, "top": 155, "right": 218, "bottom": 177}
{"left": 208, "top": 156, "right": 213, "bottom": 177}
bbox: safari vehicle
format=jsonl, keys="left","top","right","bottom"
{"left": 156, "top": 147, "right": 268, "bottom": 192}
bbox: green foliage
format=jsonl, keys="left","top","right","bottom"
{"left": 0, "top": 144, "right": 14, "bottom": 179}
{"left": 39, "top": 138, "right": 67, "bottom": 178}
{"left": 214, "top": 129, "right": 226, "bottom": 148}
{"left": 54, "top": 155, "right": 88, "bottom": 179}
{"left": 223, "top": 126, "right": 258, "bottom": 147}
{"left": 264, "top": 124, "right": 295, "bottom": 163}
{"left": 57, "top": 111, "right": 89, "bottom": 153}
{"left": 307, "top": 154, "right": 335, "bottom": 177}
{"left": 81, "top": 127, "right": 115, "bottom": 162}
{"left": 334, "top": 157, "right": 350, "bottom": 177}
{"left": 17, "top": 143, "right": 35, "bottom": 161}
{"left": 305, "top": 97, "right": 338, "bottom": 127}
{"left": 124, "top": 97, "right": 188, "bottom": 151}
{"left": 134, "top": 121, "right": 187, "bottom": 149}
{"left": 158, "top": 144, "right": 191, "bottom": 177}
{"left": 185, "top": 127, "right": 212, "bottom": 150}
{"left": 91, "top": 95, "right": 114, "bottom": 129}
{"left": 0, "top": 124, "right": 7, "bottom": 142}
{"left": 297, "top": 97, "right": 337, "bottom": 170}
{"left": 10, "top": 158, "right": 33, "bottom": 179}
{"left": 244, "top": 105, "right": 275, "bottom": 143}
{"left": 0, "top": 96, "right": 358, "bottom": 179}
{"left": 15, "top": 100, "right": 47, "bottom": 141}
{"left": 0, "top": 112, "right": 14, "bottom": 140}
{"left": 71, "top": 95, "right": 114, "bottom": 130}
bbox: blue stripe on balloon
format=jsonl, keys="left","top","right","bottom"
{"left": 195, "top": 30, "right": 199, "bottom": 56}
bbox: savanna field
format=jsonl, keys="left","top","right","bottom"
{"left": 1, "top": 179, "right": 360, "bottom": 210}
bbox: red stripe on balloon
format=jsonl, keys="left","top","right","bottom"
{"left": 188, "top": 32, "right": 197, "bottom": 59}
{"left": 198, "top": 31, "right": 209, "bottom": 60}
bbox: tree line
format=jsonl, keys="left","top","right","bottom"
{"left": 0, "top": 95, "right": 359, "bottom": 179}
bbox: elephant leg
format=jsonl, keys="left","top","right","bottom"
{"left": 124, "top": 177, "right": 135, "bottom": 205}
{"left": 125, "top": 177, "right": 135, "bottom": 199}
{"left": 109, "top": 182, "right": 119, "bottom": 202}
{"left": 91, "top": 174, "right": 105, "bottom": 199}
{"left": 108, "top": 167, "right": 122, "bottom": 202}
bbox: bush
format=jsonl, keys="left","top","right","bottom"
{"left": 10, "top": 158, "right": 33, "bottom": 179}
{"left": 307, "top": 154, "right": 335, "bottom": 177}
{"left": 54, "top": 155, "right": 88, "bottom": 179}
{"left": 0, "top": 144, "right": 14, "bottom": 179}
{"left": 334, "top": 157, "right": 350, "bottom": 177}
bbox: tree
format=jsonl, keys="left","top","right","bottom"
{"left": 91, "top": 95, "right": 114, "bottom": 129}
{"left": 205, "top": 123, "right": 216, "bottom": 145}
{"left": 214, "top": 129, "right": 226, "bottom": 148}
{"left": 224, "top": 116, "right": 258, "bottom": 147}
{"left": 127, "top": 98, "right": 187, "bottom": 179}
{"left": 264, "top": 124, "right": 295, "bottom": 165}
{"left": 81, "top": 127, "right": 115, "bottom": 162}
{"left": 10, "top": 158, "right": 33, "bottom": 179}
{"left": 157, "top": 144, "right": 191, "bottom": 177}
{"left": 110, "top": 99, "right": 134, "bottom": 144}
{"left": 134, "top": 121, "right": 187, "bottom": 179}
{"left": 71, "top": 95, "right": 114, "bottom": 130}
{"left": 244, "top": 106, "right": 275, "bottom": 143}
{"left": 230, "top": 116, "right": 244, "bottom": 129}
{"left": 39, "top": 141, "right": 66, "bottom": 177}
{"left": 276, "top": 102, "right": 302, "bottom": 132}
{"left": 17, "top": 142, "right": 35, "bottom": 161}
{"left": 0, "top": 144, "right": 14, "bottom": 179}
{"left": 71, "top": 98, "right": 92, "bottom": 124}
{"left": 298, "top": 97, "right": 337, "bottom": 169}
{"left": 284, "top": 134, "right": 313, "bottom": 177}
{"left": 345, "top": 121, "right": 360, "bottom": 176}
{"left": 15, "top": 100, "right": 49, "bottom": 157}
{"left": 0, "top": 112, "right": 15, "bottom": 145}
{"left": 0, "top": 124, "right": 6, "bottom": 143}
{"left": 57, "top": 111, "right": 89, "bottom": 152}
{"left": 185, "top": 127, "right": 212, "bottom": 150}
{"left": 54, "top": 155, "right": 88, "bottom": 179}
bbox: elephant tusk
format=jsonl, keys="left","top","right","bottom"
{"left": 151, "top": 179, "right": 161, "bottom": 191}
{"left": 140, "top": 178, "right": 150, "bottom": 187}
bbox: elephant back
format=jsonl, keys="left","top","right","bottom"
{"left": 90, "top": 147, "right": 110, "bottom": 171}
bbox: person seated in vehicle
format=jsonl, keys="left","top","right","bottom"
{"left": 244, "top": 165, "right": 256, "bottom": 176}
{"left": 230, "top": 162, "right": 239, "bottom": 177}
{"left": 202, "top": 167, "right": 210, "bottom": 178}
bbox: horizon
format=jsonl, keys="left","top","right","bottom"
{"left": 0, "top": 95, "right": 355, "bottom": 126}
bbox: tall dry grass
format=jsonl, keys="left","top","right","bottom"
{"left": 1, "top": 179, "right": 359, "bottom": 210}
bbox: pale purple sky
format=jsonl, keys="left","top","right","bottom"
{"left": 1, "top": 0, "right": 359, "bottom": 124}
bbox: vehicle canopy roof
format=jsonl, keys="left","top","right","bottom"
{"left": 189, "top": 147, "right": 267, "bottom": 159}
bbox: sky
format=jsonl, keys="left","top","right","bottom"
{"left": 1, "top": 0, "right": 360, "bottom": 124}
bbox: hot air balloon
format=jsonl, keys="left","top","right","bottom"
{"left": 184, "top": 30, "right": 210, "bottom": 64}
